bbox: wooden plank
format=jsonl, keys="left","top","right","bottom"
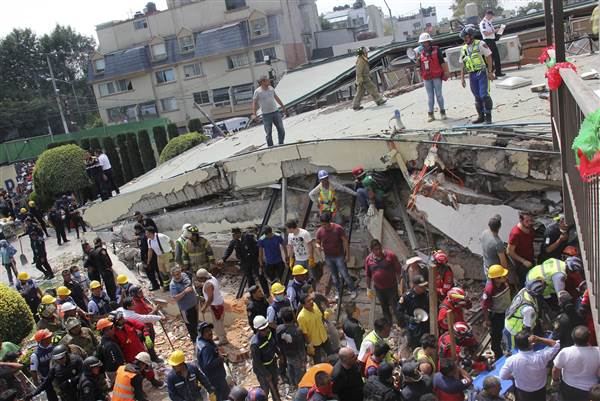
{"left": 560, "top": 68, "right": 600, "bottom": 116}
{"left": 447, "top": 310, "right": 457, "bottom": 359}
{"left": 428, "top": 266, "right": 438, "bottom": 338}
{"left": 386, "top": 141, "right": 413, "bottom": 187}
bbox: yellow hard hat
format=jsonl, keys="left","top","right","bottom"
{"left": 90, "top": 280, "right": 102, "bottom": 289}
{"left": 20, "top": 208, "right": 27, "bottom": 214}
{"left": 28, "top": 201, "right": 35, "bottom": 207}
{"left": 271, "top": 282, "right": 285, "bottom": 295}
{"left": 57, "top": 286, "right": 71, "bottom": 296}
{"left": 18, "top": 272, "right": 30, "bottom": 281}
{"left": 488, "top": 264, "right": 509, "bottom": 279}
{"left": 167, "top": 350, "right": 186, "bottom": 366}
{"left": 292, "top": 265, "right": 308, "bottom": 276}
{"left": 116, "top": 274, "right": 129, "bottom": 285}
{"left": 42, "top": 294, "right": 56, "bottom": 304}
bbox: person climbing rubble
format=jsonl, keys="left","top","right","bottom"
{"left": 351, "top": 166, "right": 388, "bottom": 215}
{"left": 437, "top": 287, "right": 471, "bottom": 333}
{"left": 309, "top": 170, "right": 357, "bottom": 221}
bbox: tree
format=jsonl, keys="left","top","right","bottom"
{"left": 319, "top": 14, "right": 332, "bottom": 30}
{"left": 102, "top": 137, "right": 124, "bottom": 186}
{"left": 167, "top": 123, "right": 179, "bottom": 140}
{"left": 32, "top": 144, "right": 89, "bottom": 200}
{"left": 159, "top": 132, "right": 208, "bottom": 164}
{"left": 450, "top": 0, "right": 503, "bottom": 17}
{"left": 187, "top": 118, "right": 202, "bottom": 133}
{"left": 90, "top": 137, "right": 102, "bottom": 151}
{"left": 80, "top": 138, "right": 90, "bottom": 151}
{"left": 152, "top": 125, "right": 168, "bottom": 155}
{"left": 516, "top": 1, "right": 543, "bottom": 15}
{"left": 116, "top": 134, "right": 133, "bottom": 182}
{"left": 0, "top": 284, "right": 35, "bottom": 344}
{"left": 137, "top": 129, "right": 156, "bottom": 172}
{"left": 126, "top": 133, "right": 145, "bottom": 178}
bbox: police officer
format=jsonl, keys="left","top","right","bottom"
{"left": 503, "top": 278, "right": 546, "bottom": 351}
{"left": 78, "top": 356, "right": 110, "bottom": 401}
{"left": 266, "top": 282, "right": 293, "bottom": 328}
{"left": 287, "top": 265, "right": 310, "bottom": 311}
{"left": 31, "top": 329, "right": 58, "bottom": 401}
{"left": 16, "top": 272, "right": 43, "bottom": 321}
{"left": 219, "top": 227, "right": 267, "bottom": 294}
{"left": 247, "top": 285, "right": 269, "bottom": 333}
{"left": 166, "top": 350, "right": 215, "bottom": 401}
{"left": 196, "top": 322, "right": 230, "bottom": 401}
{"left": 87, "top": 238, "right": 117, "bottom": 301}
{"left": 28, "top": 344, "right": 83, "bottom": 401}
{"left": 250, "top": 316, "right": 280, "bottom": 399}
{"left": 397, "top": 275, "right": 430, "bottom": 349}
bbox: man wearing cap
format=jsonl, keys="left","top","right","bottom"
{"left": 287, "top": 265, "right": 309, "bottom": 311}
{"left": 250, "top": 315, "right": 281, "bottom": 399}
{"left": 116, "top": 274, "right": 132, "bottom": 305}
{"left": 146, "top": 226, "right": 175, "bottom": 291}
{"left": 247, "top": 285, "right": 269, "bottom": 332}
{"left": 167, "top": 349, "right": 215, "bottom": 401}
{"left": 196, "top": 268, "right": 228, "bottom": 345}
{"left": 95, "top": 318, "right": 124, "bottom": 386}
{"left": 482, "top": 265, "right": 511, "bottom": 359}
{"left": 59, "top": 317, "right": 99, "bottom": 357}
{"left": 61, "top": 269, "right": 87, "bottom": 312}
{"left": 267, "top": 282, "right": 293, "bottom": 328}
{"left": 398, "top": 275, "right": 430, "bottom": 349}
{"left": 87, "top": 280, "right": 112, "bottom": 321}
{"left": 479, "top": 10, "right": 504, "bottom": 77}
{"left": 186, "top": 226, "right": 215, "bottom": 274}
{"left": 30, "top": 329, "right": 57, "bottom": 401}
{"left": 480, "top": 214, "right": 509, "bottom": 280}
{"left": 170, "top": 267, "right": 199, "bottom": 342}
{"left": 87, "top": 238, "right": 117, "bottom": 300}
{"left": 112, "top": 352, "right": 152, "bottom": 401}
{"left": 16, "top": 272, "right": 43, "bottom": 321}
{"left": 196, "top": 321, "right": 230, "bottom": 401}
{"left": 258, "top": 226, "right": 287, "bottom": 282}
{"left": 365, "top": 239, "right": 403, "bottom": 325}
{"left": 309, "top": 170, "right": 357, "bottom": 220}
{"left": 30, "top": 230, "right": 54, "bottom": 279}
{"left": 416, "top": 32, "right": 448, "bottom": 122}
{"left": 36, "top": 295, "right": 62, "bottom": 333}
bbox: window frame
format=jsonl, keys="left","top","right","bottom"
{"left": 212, "top": 87, "right": 231, "bottom": 107}
{"left": 179, "top": 35, "right": 195, "bottom": 53}
{"left": 232, "top": 83, "right": 254, "bottom": 105}
{"left": 183, "top": 62, "right": 204, "bottom": 79}
{"left": 254, "top": 47, "right": 276, "bottom": 63}
{"left": 139, "top": 101, "right": 158, "bottom": 119}
{"left": 226, "top": 53, "right": 250, "bottom": 70}
{"left": 155, "top": 68, "right": 176, "bottom": 84}
{"left": 249, "top": 17, "right": 269, "bottom": 38}
{"left": 94, "top": 58, "right": 105, "bottom": 73}
{"left": 133, "top": 19, "right": 148, "bottom": 30}
{"left": 160, "top": 97, "right": 178, "bottom": 112}
{"left": 193, "top": 90, "right": 211, "bottom": 105}
{"left": 98, "top": 79, "right": 133, "bottom": 97}
{"left": 225, "top": 0, "right": 247, "bottom": 11}
{"left": 151, "top": 42, "right": 168, "bottom": 61}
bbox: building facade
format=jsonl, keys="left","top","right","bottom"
{"left": 89, "top": 0, "right": 320, "bottom": 128}
{"left": 393, "top": 6, "right": 438, "bottom": 42}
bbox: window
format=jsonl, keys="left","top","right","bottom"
{"left": 225, "top": 0, "right": 246, "bottom": 11}
{"left": 212, "top": 87, "right": 230, "bottom": 106}
{"left": 249, "top": 17, "right": 268, "bottom": 38}
{"left": 232, "top": 83, "right": 254, "bottom": 104}
{"left": 193, "top": 91, "right": 210, "bottom": 105}
{"left": 139, "top": 101, "right": 158, "bottom": 119}
{"left": 254, "top": 47, "right": 276, "bottom": 63}
{"left": 94, "top": 59, "right": 105, "bottom": 73}
{"left": 98, "top": 79, "right": 133, "bottom": 96}
{"left": 160, "top": 97, "right": 178, "bottom": 112}
{"left": 133, "top": 19, "right": 148, "bottom": 30}
{"left": 155, "top": 68, "right": 175, "bottom": 84}
{"left": 226, "top": 53, "right": 249, "bottom": 69}
{"left": 115, "top": 79, "right": 133, "bottom": 92}
{"left": 151, "top": 43, "right": 167, "bottom": 60}
{"left": 179, "top": 35, "right": 195, "bottom": 53}
{"left": 183, "top": 63, "right": 203, "bottom": 78}
{"left": 107, "top": 105, "right": 138, "bottom": 123}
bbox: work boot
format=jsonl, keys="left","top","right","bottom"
{"left": 376, "top": 98, "right": 387, "bottom": 106}
{"left": 471, "top": 103, "right": 485, "bottom": 124}
{"left": 485, "top": 112, "right": 492, "bottom": 124}
{"left": 353, "top": 106, "right": 364, "bottom": 111}
{"left": 427, "top": 112, "right": 435, "bottom": 122}
{"left": 440, "top": 110, "right": 447, "bottom": 120}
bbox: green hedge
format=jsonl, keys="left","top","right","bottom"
{"left": 159, "top": 132, "right": 208, "bottom": 164}
{"left": 116, "top": 134, "right": 133, "bottom": 182}
{"left": 47, "top": 140, "right": 77, "bottom": 150}
{"left": 167, "top": 123, "right": 179, "bottom": 141}
{"left": 90, "top": 137, "right": 102, "bottom": 152}
{"left": 126, "top": 133, "right": 145, "bottom": 178}
{"left": 153, "top": 126, "right": 168, "bottom": 156}
{"left": 0, "top": 284, "right": 35, "bottom": 344}
{"left": 32, "top": 144, "right": 89, "bottom": 200}
{"left": 102, "top": 137, "right": 124, "bottom": 187}
{"left": 137, "top": 129, "right": 156, "bottom": 172}
{"left": 188, "top": 118, "right": 203, "bottom": 133}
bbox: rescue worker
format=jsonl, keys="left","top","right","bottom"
{"left": 363, "top": 343, "right": 390, "bottom": 378}
{"left": 401, "top": 361, "right": 434, "bottom": 401}
{"left": 553, "top": 290, "right": 584, "bottom": 348}
{"left": 525, "top": 257, "right": 567, "bottom": 304}
{"left": 174, "top": 223, "right": 192, "bottom": 271}
{"left": 87, "top": 280, "right": 112, "bottom": 321}
{"left": 48, "top": 205, "right": 68, "bottom": 245}
{"left": 413, "top": 334, "right": 437, "bottom": 376}
{"left": 219, "top": 227, "right": 266, "bottom": 293}
{"left": 110, "top": 311, "right": 153, "bottom": 366}
{"left": 61, "top": 269, "right": 87, "bottom": 312}
{"left": 16, "top": 271, "right": 43, "bottom": 321}
{"left": 503, "top": 278, "right": 546, "bottom": 351}
{"left": 112, "top": 352, "right": 152, "bottom": 401}
{"left": 266, "top": 282, "right": 293, "bottom": 328}
{"left": 482, "top": 265, "right": 511, "bottom": 359}
{"left": 416, "top": 32, "right": 448, "bottom": 122}
{"left": 438, "top": 322, "right": 488, "bottom": 372}
{"left": 196, "top": 321, "right": 230, "bottom": 401}
{"left": 96, "top": 318, "right": 124, "bottom": 386}
{"left": 308, "top": 170, "right": 356, "bottom": 219}
{"left": 352, "top": 46, "right": 387, "bottom": 110}
{"left": 30, "top": 329, "right": 58, "bottom": 401}
{"left": 459, "top": 24, "right": 495, "bottom": 124}
{"left": 30, "top": 230, "right": 54, "bottom": 279}
{"left": 166, "top": 349, "right": 215, "bottom": 401}
{"left": 247, "top": 284, "right": 269, "bottom": 332}
{"left": 351, "top": 166, "right": 386, "bottom": 214}
{"left": 250, "top": 315, "right": 281, "bottom": 399}
{"left": 276, "top": 308, "right": 307, "bottom": 387}
{"left": 87, "top": 238, "right": 117, "bottom": 300}
{"left": 116, "top": 274, "right": 133, "bottom": 305}
{"left": 82, "top": 241, "right": 101, "bottom": 284}
{"left": 287, "top": 265, "right": 309, "bottom": 311}
{"left": 363, "top": 363, "right": 402, "bottom": 401}
{"left": 564, "top": 256, "right": 584, "bottom": 299}
{"left": 59, "top": 317, "right": 99, "bottom": 357}
{"left": 186, "top": 225, "right": 214, "bottom": 274}
{"left": 78, "top": 356, "right": 110, "bottom": 401}
{"left": 28, "top": 200, "right": 50, "bottom": 237}
{"left": 397, "top": 275, "right": 430, "bottom": 349}
{"left": 438, "top": 287, "right": 471, "bottom": 332}
{"left": 196, "top": 268, "right": 228, "bottom": 345}
{"left": 27, "top": 344, "right": 83, "bottom": 401}
{"left": 358, "top": 317, "right": 395, "bottom": 364}
{"left": 37, "top": 295, "right": 63, "bottom": 333}
{"left": 127, "top": 286, "right": 162, "bottom": 362}
{"left": 134, "top": 211, "right": 158, "bottom": 232}
{"left": 432, "top": 250, "right": 454, "bottom": 298}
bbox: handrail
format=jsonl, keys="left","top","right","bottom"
{"left": 559, "top": 68, "right": 600, "bottom": 116}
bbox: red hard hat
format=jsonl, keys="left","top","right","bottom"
{"left": 452, "top": 321, "right": 472, "bottom": 339}
{"left": 34, "top": 329, "right": 53, "bottom": 342}
{"left": 433, "top": 250, "right": 448, "bottom": 264}
{"left": 562, "top": 246, "right": 578, "bottom": 257}
{"left": 447, "top": 287, "right": 466, "bottom": 305}
{"left": 352, "top": 166, "right": 365, "bottom": 178}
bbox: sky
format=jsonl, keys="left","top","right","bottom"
{"left": 0, "top": 0, "right": 535, "bottom": 41}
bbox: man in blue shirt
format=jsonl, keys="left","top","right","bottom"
{"left": 196, "top": 321, "right": 230, "bottom": 401}
{"left": 167, "top": 349, "right": 214, "bottom": 401}
{"left": 170, "top": 267, "right": 199, "bottom": 343}
{"left": 258, "top": 226, "right": 288, "bottom": 282}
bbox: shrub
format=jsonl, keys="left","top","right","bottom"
{"left": 102, "top": 137, "right": 124, "bottom": 187}
{"left": 126, "top": 133, "right": 145, "bottom": 178}
{"left": 159, "top": 132, "right": 208, "bottom": 164}
{"left": 80, "top": 138, "right": 91, "bottom": 151}
{"left": 116, "top": 134, "right": 133, "bottom": 182}
{"left": 33, "top": 144, "right": 89, "bottom": 200}
{"left": 90, "top": 137, "right": 102, "bottom": 152}
{"left": 167, "top": 123, "right": 179, "bottom": 141}
{"left": 137, "top": 129, "right": 156, "bottom": 172}
{"left": 47, "top": 140, "right": 77, "bottom": 150}
{"left": 0, "top": 284, "right": 35, "bottom": 344}
{"left": 28, "top": 190, "right": 52, "bottom": 211}
{"left": 152, "top": 126, "right": 168, "bottom": 155}
{"left": 188, "top": 118, "right": 203, "bottom": 133}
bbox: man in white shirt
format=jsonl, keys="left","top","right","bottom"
{"left": 196, "top": 268, "right": 228, "bottom": 345}
{"left": 552, "top": 326, "right": 600, "bottom": 401}
{"left": 252, "top": 76, "right": 287, "bottom": 147}
{"left": 285, "top": 218, "right": 315, "bottom": 272}
{"left": 95, "top": 149, "right": 120, "bottom": 195}
{"left": 146, "top": 226, "right": 175, "bottom": 291}
{"left": 479, "top": 10, "right": 505, "bottom": 77}
{"left": 500, "top": 331, "right": 560, "bottom": 401}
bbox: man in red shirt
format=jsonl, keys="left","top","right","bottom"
{"left": 507, "top": 211, "right": 535, "bottom": 286}
{"left": 316, "top": 212, "right": 357, "bottom": 299}
{"left": 364, "top": 239, "right": 402, "bottom": 324}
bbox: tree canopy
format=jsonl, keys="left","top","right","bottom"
{"left": 516, "top": 1, "right": 543, "bottom": 16}
{"left": 450, "top": 0, "right": 503, "bottom": 18}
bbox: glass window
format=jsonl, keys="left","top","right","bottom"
{"left": 254, "top": 47, "right": 276, "bottom": 63}
{"left": 99, "top": 80, "right": 133, "bottom": 96}
{"left": 160, "top": 97, "right": 178, "bottom": 112}
{"left": 98, "top": 82, "right": 114, "bottom": 97}
{"left": 179, "top": 35, "right": 195, "bottom": 53}
{"left": 212, "top": 87, "right": 230, "bottom": 106}
{"left": 183, "top": 63, "right": 203, "bottom": 78}
{"left": 134, "top": 19, "right": 148, "bottom": 30}
{"left": 232, "top": 83, "right": 254, "bottom": 104}
{"left": 226, "top": 53, "right": 249, "bottom": 69}
{"left": 115, "top": 79, "right": 133, "bottom": 92}
{"left": 107, "top": 104, "right": 137, "bottom": 123}
{"left": 94, "top": 59, "right": 105, "bottom": 72}
{"left": 225, "top": 0, "right": 246, "bottom": 11}
{"left": 152, "top": 43, "right": 167, "bottom": 60}
{"left": 155, "top": 68, "right": 175, "bottom": 84}
{"left": 139, "top": 101, "right": 158, "bottom": 119}
{"left": 193, "top": 91, "right": 210, "bottom": 105}
{"left": 250, "top": 17, "right": 268, "bottom": 38}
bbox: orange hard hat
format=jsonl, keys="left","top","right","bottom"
{"left": 34, "top": 329, "right": 53, "bottom": 342}
{"left": 298, "top": 363, "right": 334, "bottom": 388}
{"left": 96, "top": 318, "right": 113, "bottom": 331}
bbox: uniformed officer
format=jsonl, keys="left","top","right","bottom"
{"left": 77, "top": 356, "right": 110, "bottom": 401}
{"left": 186, "top": 226, "right": 215, "bottom": 274}
{"left": 27, "top": 344, "right": 83, "bottom": 401}
{"left": 250, "top": 316, "right": 281, "bottom": 399}
{"left": 397, "top": 275, "right": 430, "bottom": 349}
{"left": 247, "top": 285, "right": 269, "bottom": 332}
{"left": 87, "top": 238, "right": 117, "bottom": 300}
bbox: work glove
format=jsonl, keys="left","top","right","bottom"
{"left": 144, "top": 336, "right": 154, "bottom": 349}
{"left": 308, "top": 258, "right": 316, "bottom": 268}
{"left": 307, "top": 344, "right": 315, "bottom": 356}
{"left": 367, "top": 289, "right": 375, "bottom": 300}
{"left": 367, "top": 204, "right": 376, "bottom": 217}
{"left": 209, "top": 393, "right": 217, "bottom": 401}
{"left": 289, "top": 258, "right": 295, "bottom": 268}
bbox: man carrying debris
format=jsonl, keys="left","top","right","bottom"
{"left": 352, "top": 47, "right": 387, "bottom": 111}
{"left": 258, "top": 226, "right": 288, "bottom": 282}
{"left": 309, "top": 170, "right": 357, "bottom": 220}
{"left": 186, "top": 225, "right": 215, "bottom": 274}
{"left": 196, "top": 268, "right": 228, "bottom": 345}
{"left": 507, "top": 211, "right": 536, "bottom": 286}
{"left": 250, "top": 315, "right": 281, "bottom": 399}
{"left": 365, "top": 239, "right": 403, "bottom": 325}
{"left": 416, "top": 32, "right": 448, "bottom": 122}
{"left": 167, "top": 349, "right": 216, "bottom": 401}
{"left": 196, "top": 321, "right": 230, "bottom": 401}
{"left": 251, "top": 75, "right": 287, "bottom": 147}
{"left": 146, "top": 226, "right": 175, "bottom": 291}
{"left": 170, "top": 266, "right": 199, "bottom": 342}
{"left": 459, "top": 24, "right": 495, "bottom": 124}
{"left": 174, "top": 223, "right": 192, "bottom": 270}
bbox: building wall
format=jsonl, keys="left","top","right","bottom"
{"left": 394, "top": 13, "right": 438, "bottom": 42}
{"left": 315, "top": 29, "right": 356, "bottom": 48}
{"left": 366, "top": 5, "right": 385, "bottom": 37}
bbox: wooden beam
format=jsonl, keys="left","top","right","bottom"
{"left": 428, "top": 266, "right": 438, "bottom": 339}
{"left": 559, "top": 69, "right": 600, "bottom": 116}
{"left": 447, "top": 309, "right": 457, "bottom": 359}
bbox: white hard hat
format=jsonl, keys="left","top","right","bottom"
{"left": 253, "top": 315, "right": 269, "bottom": 330}
{"left": 418, "top": 32, "right": 433, "bottom": 43}
{"left": 135, "top": 351, "right": 152, "bottom": 365}
{"left": 60, "top": 302, "right": 76, "bottom": 312}
{"left": 182, "top": 223, "right": 192, "bottom": 238}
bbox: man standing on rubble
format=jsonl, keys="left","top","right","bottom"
{"left": 174, "top": 224, "right": 192, "bottom": 271}
{"left": 196, "top": 268, "right": 228, "bottom": 345}
{"left": 251, "top": 76, "right": 287, "bottom": 147}
{"left": 258, "top": 226, "right": 288, "bottom": 282}
{"left": 352, "top": 47, "right": 387, "bottom": 111}
{"left": 170, "top": 267, "right": 199, "bottom": 342}
{"left": 286, "top": 219, "right": 316, "bottom": 279}
{"left": 196, "top": 321, "right": 230, "bottom": 401}
{"left": 507, "top": 211, "right": 536, "bottom": 286}
{"left": 480, "top": 214, "right": 510, "bottom": 280}
{"left": 309, "top": 170, "right": 357, "bottom": 221}
{"left": 87, "top": 238, "right": 117, "bottom": 300}
{"left": 146, "top": 226, "right": 175, "bottom": 291}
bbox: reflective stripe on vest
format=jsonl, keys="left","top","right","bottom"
{"left": 461, "top": 40, "right": 485, "bottom": 73}
{"left": 112, "top": 365, "right": 136, "bottom": 401}
{"left": 363, "top": 331, "right": 394, "bottom": 363}
{"left": 527, "top": 258, "right": 566, "bottom": 296}
{"left": 318, "top": 187, "right": 336, "bottom": 214}
{"left": 505, "top": 288, "right": 537, "bottom": 335}
{"left": 258, "top": 332, "right": 276, "bottom": 365}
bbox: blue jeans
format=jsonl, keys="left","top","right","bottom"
{"left": 469, "top": 70, "right": 492, "bottom": 113}
{"left": 262, "top": 110, "right": 285, "bottom": 147}
{"left": 356, "top": 188, "right": 384, "bottom": 212}
{"left": 324, "top": 255, "right": 355, "bottom": 293}
{"left": 287, "top": 361, "right": 306, "bottom": 387}
{"left": 424, "top": 78, "right": 445, "bottom": 113}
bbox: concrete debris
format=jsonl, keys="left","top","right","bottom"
{"left": 530, "top": 83, "right": 548, "bottom": 92}
{"left": 495, "top": 76, "right": 533, "bottom": 89}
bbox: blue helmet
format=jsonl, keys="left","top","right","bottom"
{"left": 459, "top": 24, "right": 477, "bottom": 39}
{"left": 317, "top": 169, "right": 329, "bottom": 180}
{"left": 246, "top": 387, "right": 267, "bottom": 401}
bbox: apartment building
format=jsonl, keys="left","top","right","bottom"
{"left": 393, "top": 6, "right": 438, "bottom": 42}
{"left": 88, "top": 0, "right": 320, "bottom": 128}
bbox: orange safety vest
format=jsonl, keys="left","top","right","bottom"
{"left": 363, "top": 355, "right": 381, "bottom": 377}
{"left": 318, "top": 186, "right": 336, "bottom": 216}
{"left": 112, "top": 365, "right": 136, "bottom": 401}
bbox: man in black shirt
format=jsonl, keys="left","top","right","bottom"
{"left": 539, "top": 214, "right": 576, "bottom": 262}
{"left": 61, "top": 269, "right": 88, "bottom": 312}
{"left": 247, "top": 285, "right": 269, "bottom": 332}
{"left": 332, "top": 347, "right": 364, "bottom": 401}
{"left": 342, "top": 302, "right": 364, "bottom": 353}
{"left": 134, "top": 211, "right": 158, "bottom": 232}
{"left": 397, "top": 275, "right": 430, "bottom": 349}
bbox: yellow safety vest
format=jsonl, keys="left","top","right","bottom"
{"left": 361, "top": 330, "right": 394, "bottom": 363}
{"left": 505, "top": 288, "right": 537, "bottom": 335}
{"left": 318, "top": 186, "right": 336, "bottom": 215}
{"left": 526, "top": 258, "right": 566, "bottom": 297}
{"left": 461, "top": 39, "right": 485, "bottom": 73}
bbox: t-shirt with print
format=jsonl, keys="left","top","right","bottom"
{"left": 288, "top": 228, "right": 312, "bottom": 262}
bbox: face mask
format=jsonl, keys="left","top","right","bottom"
{"left": 275, "top": 295, "right": 284, "bottom": 302}
{"left": 72, "top": 272, "right": 81, "bottom": 279}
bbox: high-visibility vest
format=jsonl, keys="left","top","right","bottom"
{"left": 361, "top": 330, "right": 394, "bottom": 363}
{"left": 363, "top": 355, "right": 381, "bottom": 377}
{"left": 419, "top": 47, "right": 444, "bottom": 81}
{"left": 461, "top": 40, "right": 485, "bottom": 73}
{"left": 318, "top": 186, "right": 336, "bottom": 215}
{"left": 112, "top": 365, "right": 136, "bottom": 401}
{"left": 504, "top": 288, "right": 537, "bottom": 335}
{"left": 176, "top": 237, "right": 189, "bottom": 265}
{"left": 526, "top": 258, "right": 566, "bottom": 297}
